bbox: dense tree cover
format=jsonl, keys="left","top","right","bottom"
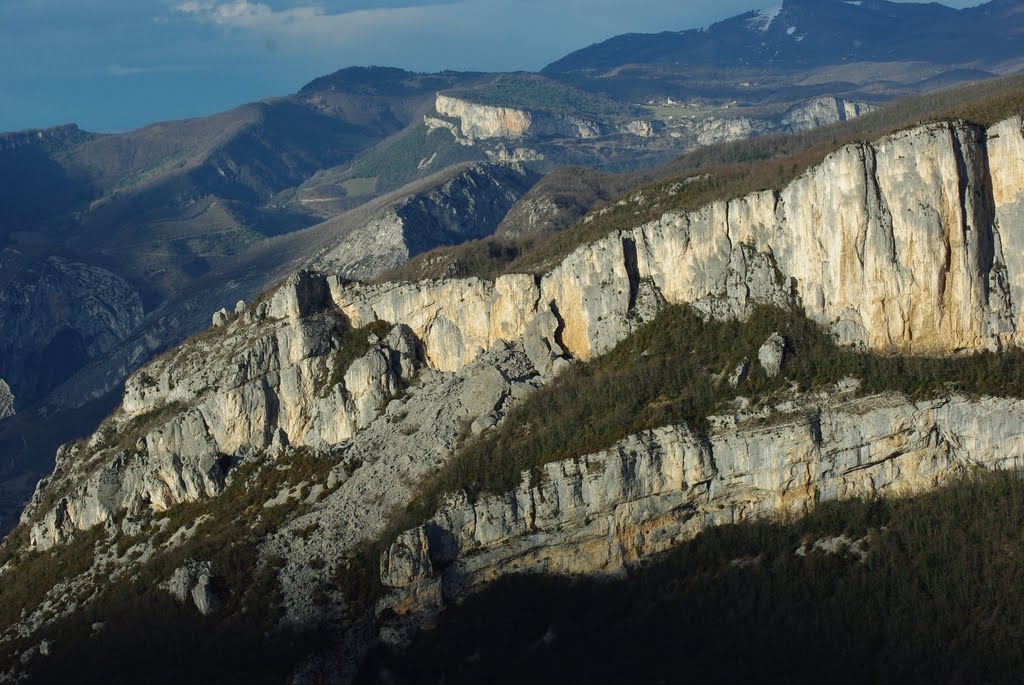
{"left": 363, "top": 468, "right": 1024, "bottom": 684}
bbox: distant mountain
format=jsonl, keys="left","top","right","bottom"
{"left": 545, "top": 0, "right": 1024, "bottom": 75}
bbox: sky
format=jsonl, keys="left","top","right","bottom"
{"left": 0, "top": 0, "right": 987, "bottom": 133}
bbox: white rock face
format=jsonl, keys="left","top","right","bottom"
{"left": 261, "top": 342, "right": 554, "bottom": 626}
{"left": 20, "top": 116, "right": 1024, "bottom": 555}
{"left": 435, "top": 94, "right": 610, "bottom": 142}
{"left": 782, "top": 96, "right": 877, "bottom": 133}
{"left": 162, "top": 559, "right": 221, "bottom": 615}
{"left": 380, "top": 392, "right": 1024, "bottom": 620}
{"left": 22, "top": 272, "right": 423, "bottom": 551}
{"left": 335, "top": 116, "right": 1024, "bottom": 363}
{"left": 694, "top": 116, "right": 772, "bottom": 147}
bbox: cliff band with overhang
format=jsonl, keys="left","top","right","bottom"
{"left": 379, "top": 391, "right": 1024, "bottom": 624}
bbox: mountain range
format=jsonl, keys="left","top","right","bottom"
{"left": 2, "top": 1, "right": 1024, "bottom": 681}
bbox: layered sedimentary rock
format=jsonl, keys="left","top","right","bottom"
{"left": 335, "top": 116, "right": 1024, "bottom": 362}
{"left": 380, "top": 391, "right": 1024, "bottom": 620}
{"left": 20, "top": 115, "right": 1024, "bottom": 553}
{"left": 781, "top": 96, "right": 877, "bottom": 133}
{"left": 435, "top": 95, "right": 619, "bottom": 141}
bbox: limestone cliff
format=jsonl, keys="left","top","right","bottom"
{"left": 341, "top": 116, "right": 1024, "bottom": 358}
{"left": 380, "top": 390, "right": 1024, "bottom": 622}
{"left": 781, "top": 96, "right": 877, "bottom": 133}
{"left": 433, "top": 91, "right": 873, "bottom": 152}
{"left": 7, "top": 112, "right": 1024, "bottom": 683}
{"left": 21, "top": 272, "right": 422, "bottom": 550}
{"left": 19, "top": 115, "right": 1024, "bottom": 550}
{"left": 435, "top": 94, "right": 640, "bottom": 142}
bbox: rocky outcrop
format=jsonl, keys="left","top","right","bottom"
{"left": 7, "top": 110, "right": 1024, "bottom": 685}
{"left": 782, "top": 96, "right": 877, "bottom": 133}
{"left": 313, "top": 163, "right": 540, "bottom": 280}
{"left": 758, "top": 333, "right": 786, "bottom": 377}
{"left": 380, "top": 390, "right": 1024, "bottom": 622}
{"left": 162, "top": 559, "right": 221, "bottom": 615}
{"left": 335, "top": 116, "right": 1024, "bottom": 362}
{"left": 0, "top": 379, "right": 13, "bottom": 420}
{"left": 693, "top": 116, "right": 773, "bottom": 147}
{"left": 0, "top": 254, "right": 144, "bottom": 406}
{"left": 19, "top": 115, "right": 1024, "bottom": 555}
{"left": 21, "top": 273, "right": 422, "bottom": 550}
{"left": 262, "top": 341, "right": 555, "bottom": 627}
{"left": 435, "top": 95, "right": 640, "bottom": 142}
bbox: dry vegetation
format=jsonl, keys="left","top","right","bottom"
{"left": 392, "top": 72, "right": 1024, "bottom": 280}
{"left": 0, "top": 447, "right": 342, "bottom": 682}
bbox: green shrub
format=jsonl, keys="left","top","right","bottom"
{"left": 404, "top": 302, "right": 1024, "bottom": 520}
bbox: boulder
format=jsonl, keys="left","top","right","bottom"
{"left": 162, "top": 560, "right": 221, "bottom": 615}
{"left": 758, "top": 333, "right": 786, "bottom": 378}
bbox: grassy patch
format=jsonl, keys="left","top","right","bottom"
{"left": 324, "top": 124, "right": 484, "bottom": 200}
{"left": 341, "top": 176, "right": 378, "bottom": 197}
{"left": 378, "top": 237, "right": 535, "bottom": 283}
{"left": 445, "top": 74, "right": 642, "bottom": 120}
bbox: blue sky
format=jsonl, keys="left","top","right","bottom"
{"left": 0, "top": 0, "right": 985, "bottom": 133}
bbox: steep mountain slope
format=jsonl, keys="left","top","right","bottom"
{"left": 0, "top": 161, "right": 539, "bottom": 532}
{"left": 2, "top": 104, "right": 1023, "bottom": 681}
{"left": 0, "top": 69, "right": 479, "bottom": 410}
{"left": 1, "top": 0, "right": 1014, "bottom": 432}
{"left": 546, "top": 0, "right": 1024, "bottom": 75}
{"left": 2, "top": 7, "right": 1024, "bottom": 681}
{"left": 539, "top": 0, "right": 1024, "bottom": 150}
{"left": 310, "top": 162, "right": 539, "bottom": 279}
{"left": 365, "top": 470, "right": 1024, "bottom": 684}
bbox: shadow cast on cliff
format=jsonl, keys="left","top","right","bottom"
{"left": 361, "top": 470, "right": 1024, "bottom": 685}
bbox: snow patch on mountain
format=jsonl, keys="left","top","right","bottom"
{"left": 747, "top": 5, "right": 782, "bottom": 32}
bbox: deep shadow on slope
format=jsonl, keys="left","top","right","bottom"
{"left": 361, "top": 470, "right": 1024, "bottom": 685}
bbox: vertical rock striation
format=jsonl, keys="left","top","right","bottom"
{"left": 18, "top": 115, "right": 1024, "bottom": 552}
{"left": 334, "top": 116, "right": 1024, "bottom": 363}
{"left": 380, "top": 393, "right": 1024, "bottom": 622}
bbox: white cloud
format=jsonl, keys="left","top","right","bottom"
{"left": 175, "top": 0, "right": 329, "bottom": 28}
{"left": 175, "top": 1, "right": 214, "bottom": 12}
{"left": 105, "top": 64, "right": 207, "bottom": 76}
